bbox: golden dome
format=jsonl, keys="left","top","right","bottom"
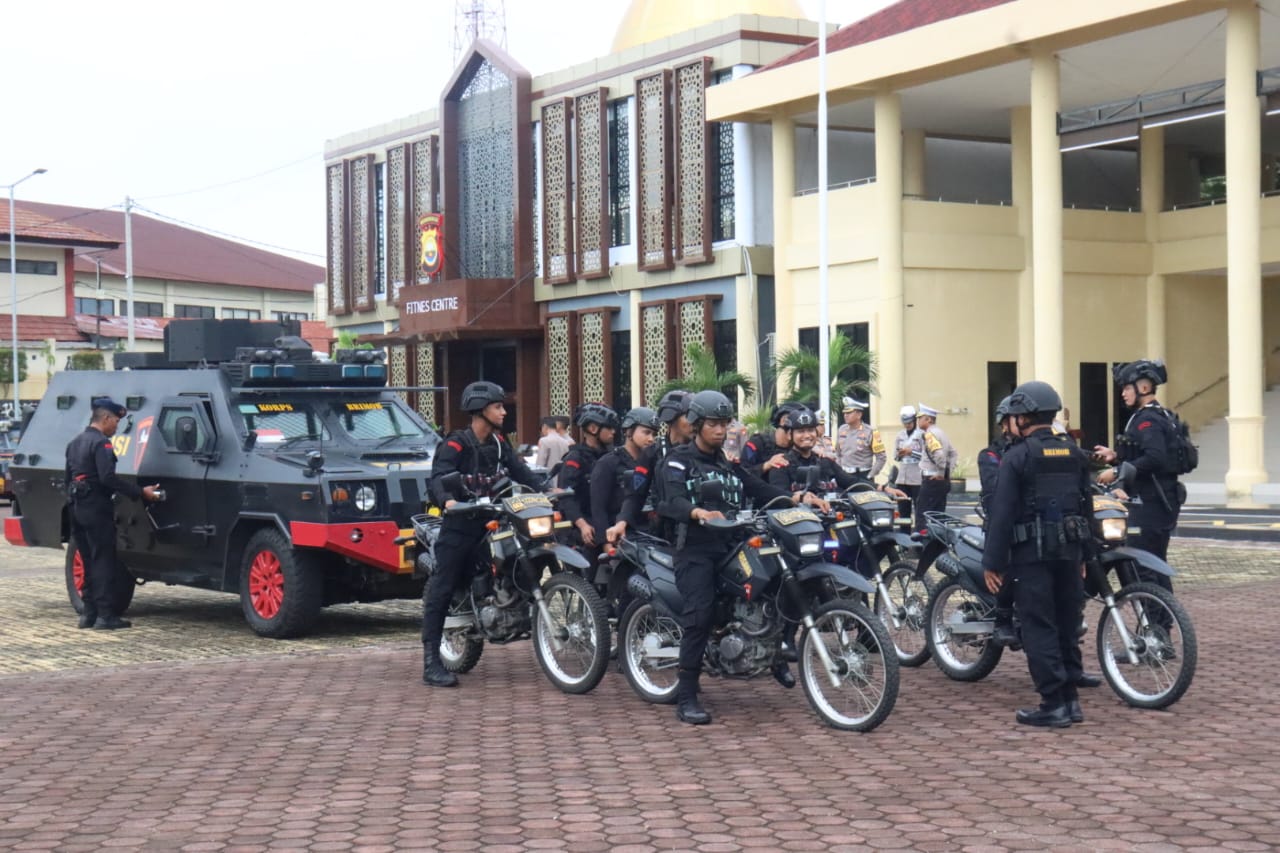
{"left": 612, "top": 0, "right": 808, "bottom": 54}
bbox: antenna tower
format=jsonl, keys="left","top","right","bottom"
{"left": 452, "top": 0, "right": 507, "bottom": 65}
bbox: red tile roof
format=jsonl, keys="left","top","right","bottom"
{"left": 14, "top": 315, "right": 87, "bottom": 343}
{"left": 73, "top": 314, "right": 170, "bottom": 341}
{"left": 0, "top": 203, "right": 118, "bottom": 248}
{"left": 764, "top": 0, "right": 1015, "bottom": 70}
{"left": 15, "top": 201, "right": 323, "bottom": 293}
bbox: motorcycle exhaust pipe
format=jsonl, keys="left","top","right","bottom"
{"left": 936, "top": 553, "right": 962, "bottom": 578}
{"left": 626, "top": 572, "right": 654, "bottom": 602}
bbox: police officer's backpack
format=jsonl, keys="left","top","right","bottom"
{"left": 1160, "top": 408, "right": 1199, "bottom": 476}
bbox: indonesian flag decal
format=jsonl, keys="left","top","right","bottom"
{"left": 134, "top": 416, "right": 155, "bottom": 468}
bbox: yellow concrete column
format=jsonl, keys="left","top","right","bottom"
{"left": 734, "top": 269, "right": 760, "bottom": 414}
{"left": 771, "top": 116, "right": 797, "bottom": 354}
{"left": 1030, "top": 49, "right": 1064, "bottom": 390}
{"left": 1010, "top": 106, "right": 1034, "bottom": 381}
{"left": 1141, "top": 125, "right": 1166, "bottom": 361}
{"left": 1224, "top": 0, "right": 1268, "bottom": 499}
{"left": 875, "top": 92, "right": 905, "bottom": 438}
{"left": 902, "top": 128, "right": 926, "bottom": 199}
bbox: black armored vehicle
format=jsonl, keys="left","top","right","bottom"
{"left": 3, "top": 320, "right": 443, "bottom": 637}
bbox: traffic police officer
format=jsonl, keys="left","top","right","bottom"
{"left": 982, "top": 381, "right": 1093, "bottom": 727}
{"left": 892, "top": 405, "right": 923, "bottom": 508}
{"left": 836, "top": 397, "right": 886, "bottom": 481}
{"left": 1093, "top": 360, "right": 1183, "bottom": 591}
{"left": 655, "top": 391, "right": 823, "bottom": 725}
{"left": 597, "top": 407, "right": 659, "bottom": 545}
{"left": 65, "top": 397, "right": 161, "bottom": 629}
{"left": 556, "top": 403, "right": 619, "bottom": 548}
{"left": 422, "top": 382, "right": 544, "bottom": 688}
{"left": 913, "top": 403, "right": 958, "bottom": 533}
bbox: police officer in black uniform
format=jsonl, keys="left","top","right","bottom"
{"left": 556, "top": 403, "right": 619, "bottom": 548}
{"left": 617, "top": 390, "right": 694, "bottom": 533}
{"left": 1093, "top": 360, "right": 1182, "bottom": 592}
{"left": 655, "top": 391, "right": 826, "bottom": 725}
{"left": 597, "top": 407, "right": 660, "bottom": 545}
{"left": 65, "top": 397, "right": 161, "bottom": 629}
{"left": 421, "top": 382, "right": 544, "bottom": 688}
{"left": 979, "top": 396, "right": 1021, "bottom": 647}
{"left": 982, "top": 381, "right": 1094, "bottom": 728}
{"left": 739, "top": 403, "right": 801, "bottom": 479}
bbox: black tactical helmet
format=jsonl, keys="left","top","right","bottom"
{"left": 656, "top": 389, "right": 693, "bottom": 424}
{"left": 1005, "top": 381, "right": 1062, "bottom": 416}
{"left": 460, "top": 381, "right": 506, "bottom": 413}
{"left": 770, "top": 402, "right": 803, "bottom": 429}
{"left": 621, "top": 406, "right": 660, "bottom": 432}
{"left": 994, "top": 395, "right": 1012, "bottom": 424}
{"left": 687, "top": 390, "right": 735, "bottom": 426}
{"left": 787, "top": 407, "right": 819, "bottom": 430}
{"left": 574, "top": 402, "right": 620, "bottom": 430}
{"left": 1113, "top": 359, "right": 1167, "bottom": 389}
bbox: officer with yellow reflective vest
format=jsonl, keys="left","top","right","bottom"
{"left": 982, "top": 381, "right": 1094, "bottom": 728}
{"left": 913, "top": 403, "right": 958, "bottom": 534}
{"left": 836, "top": 397, "right": 886, "bottom": 482}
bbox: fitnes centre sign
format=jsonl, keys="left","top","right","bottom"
{"left": 403, "top": 295, "right": 460, "bottom": 315}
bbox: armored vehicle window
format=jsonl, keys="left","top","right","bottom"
{"left": 329, "top": 401, "right": 428, "bottom": 441}
{"left": 158, "top": 407, "right": 209, "bottom": 453}
{"left": 236, "top": 403, "right": 330, "bottom": 445}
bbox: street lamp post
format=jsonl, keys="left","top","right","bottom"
{"left": 6, "top": 168, "right": 47, "bottom": 424}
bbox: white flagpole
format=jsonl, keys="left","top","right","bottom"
{"left": 817, "top": 0, "right": 831, "bottom": 434}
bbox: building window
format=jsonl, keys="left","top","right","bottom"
{"left": 713, "top": 319, "right": 737, "bottom": 376}
{"left": 74, "top": 297, "right": 114, "bottom": 315}
{"left": 610, "top": 330, "right": 631, "bottom": 415}
{"left": 222, "top": 308, "right": 261, "bottom": 320}
{"left": 375, "top": 160, "right": 387, "bottom": 296}
{"left": 0, "top": 259, "right": 57, "bottom": 275}
{"left": 608, "top": 99, "right": 631, "bottom": 248}
{"left": 174, "top": 304, "right": 215, "bottom": 319}
{"left": 134, "top": 301, "right": 164, "bottom": 317}
{"left": 273, "top": 311, "right": 309, "bottom": 322}
{"left": 711, "top": 70, "right": 735, "bottom": 243}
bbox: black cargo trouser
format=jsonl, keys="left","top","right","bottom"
{"left": 71, "top": 498, "right": 121, "bottom": 619}
{"left": 1009, "top": 558, "right": 1084, "bottom": 706}
{"left": 913, "top": 477, "right": 950, "bottom": 534}
{"left": 421, "top": 518, "right": 488, "bottom": 654}
{"left": 1129, "top": 502, "right": 1176, "bottom": 593}
{"left": 675, "top": 542, "right": 724, "bottom": 676}
{"left": 896, "top": 483, "right": 919, "bottom": 524}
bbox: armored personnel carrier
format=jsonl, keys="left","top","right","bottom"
{"left": 3, "top": 319, "right": 442, "bottom": 637}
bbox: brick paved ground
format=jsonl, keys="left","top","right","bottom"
{"left": 1, "top": 532, "right": 1278, "bottom": 851}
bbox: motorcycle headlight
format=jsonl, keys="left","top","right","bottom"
{"left": 1100, "top": 517, "right": 1127, "bottom": 542}
{"left": 526, "top": 516, "right": 554, "bottom": 539}
{"left": 872, "top": 512, "right": 893, "bottom": 527}
{"left": 797, "top": 533, "right": 822, "bottom": 556}
{"left": 354, "top": 485, "right": 377, "bottom": 513}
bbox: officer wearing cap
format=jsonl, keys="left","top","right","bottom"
{"left": 836, "top": 397, "right": 886, "bottom": 482}
{"left": 421, "top": 382, "right": 544, "bottom": 688}
{"left": 1092, "top": 360, "right": 1183, "bottom": 591}
{"left": 982, "top": 381, "right": 1094, "bottom": 728}
{"left": 913, "top": 403, "right": 959, "bottom": 534}
{"left": 65, "top": 397, "right": 161, "bottom": 629}
{"left": 892, "top": 405, "right": 923, "bottom": 506}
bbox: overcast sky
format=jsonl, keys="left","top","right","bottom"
{"left": 3, "top": 0, "right": 888, "bottom": 265}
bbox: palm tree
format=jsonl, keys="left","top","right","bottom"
{"left": 651, "top": 343, "right": 755, "bottom": 406}
{"left": 773, "top": 332, "right": 877, "bottom": 407}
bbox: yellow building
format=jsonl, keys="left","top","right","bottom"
{"left": 708, "top": 0, "right": 1280, "bottom": 502}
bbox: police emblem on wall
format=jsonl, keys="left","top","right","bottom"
{"left": 418, "top": 213, "right": 444, "bottom": 280}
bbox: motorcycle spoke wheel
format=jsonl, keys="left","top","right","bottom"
{"left": 1097, "top": 582, "right": 1197, "bottom": 709}
{"left": 439, "top": 593, "right": 484, "bottom": 673}
{"left": 925, "top": 579, "right": 1003, "bottom": 682}
{"left": 799, "top": 599, "right": 899, "bottom": 732}
{"left": 534, "top": 573, "right": 610, "bottom": 694}
{"left": 619, "top": 599, "right": 682, "bottom": 704}
{"left": 876, "top": 563, "right": 932, "bottom": 667}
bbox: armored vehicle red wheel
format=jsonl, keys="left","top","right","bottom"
{"left": 239, "top": 528, "right": 323, "bottom": 638}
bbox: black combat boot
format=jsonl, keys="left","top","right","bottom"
{"left": 93, "top": 615, "right": 131, "bottom": 630}
{"left": 78, "top": 609, "right": 98, "bottom": 629}
{"left": 422, "top": 647, "right": 458, "bottom": 688}
{"left": 991, "top": 607, "right": 1018, "bottom": 648}
{"left": 675, "top": 668, "right": 710, "bottom": 725}
{"left": 771, "top": 661, "right": 796, "bottom": 689}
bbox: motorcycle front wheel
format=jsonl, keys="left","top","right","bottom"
{"left": 618, "top": 599, "right": 682, "bottom": 704}
{"left": 439, "top": 591, "right": 484, "bottom": 674}
{"left": 798, "top": 599, "right": 900, "bottom": 732}
{"left": 925, "top": 577, "right": 1003, "bottom": 682}
{"left": 1096, "top": 581, "right": 1197, "bottom": 709}
{"left": 533, "top": 573, "right": 611, "bottom": 694}
{"left": 875, "top": 561, "right": 933, "bottom": 667}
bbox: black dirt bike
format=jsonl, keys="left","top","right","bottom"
{"left": 615, "top": 495, "right": 900, "bottom": 731}
{"left": 407, "top": 476, "right": 612, "bottom": 694}
{"left": 916, "top": 486, "right": 1196, "bottom": 709}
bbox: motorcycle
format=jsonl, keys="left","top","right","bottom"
{"left": 615, "top": 493, "right": 900, "bottom": 731}
{"left": 916, "top": 468, "right": 1197, "bottom": 709}
{"left": 406, "top": 475, "right": 612, "bottom": 695}
{"left": 818, "top": 481, "right": 931, "bottom": 667}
